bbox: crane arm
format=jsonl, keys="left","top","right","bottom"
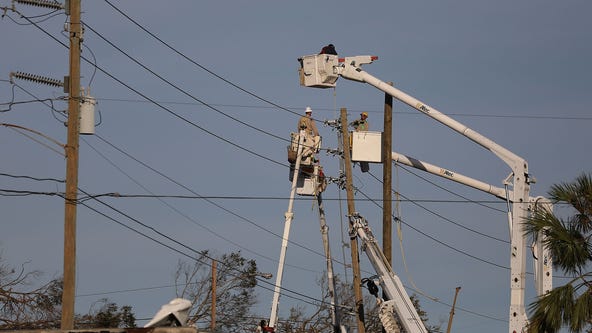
{"left": 391, "top": 151, "right": 507, "bottom": 200}
{"left": 298, "top": 52, "right": 551, "bottom": 333}
{"left": 337, "top": 56, "right": 526, "bottom": 170}
{"left": 350, "top": 213, "right": 428, "bottom": 333}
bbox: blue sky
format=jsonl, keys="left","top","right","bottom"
{"left": 1, "top": 1, "right": 591, "bottom": 333}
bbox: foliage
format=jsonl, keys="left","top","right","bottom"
{"left": 408, "top": 295, "right": 442, "bottom": 333}
{"left": 175, "top": 250, "right": 259, "bottom": 333}
{"left": 78, "top": 298, "right": 137, "bottom": 328}
{"left": 524, "top": 173, "right": 592, "bottom": 333}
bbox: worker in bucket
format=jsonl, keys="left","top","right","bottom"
{"left": 350, "top": 111, "right": 370, "bottom": 172}
{"left": 351, "top": 111, "right": 369, "bottom": 131}
{"left": 297, "top": 107, "right": 320, "bottom": 163}
{"left": 298, "top": 106, "right": 319, "bottom": 136}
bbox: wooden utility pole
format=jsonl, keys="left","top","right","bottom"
{"left": 446, "top": 287, "right": 461, "bottom": 333}
{"left": 382, "top": 83, "right": 393, "bottom": 265}
{"left": 211, "top": 260, "right": 217, "bottom": 331}
{"left": 340, "top": 108, "right": 366, "bottom": 333}
{"left": 61, "top": 0, "right": 81, "bottom": 329}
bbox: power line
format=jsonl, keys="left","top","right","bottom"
{"left": 77, "top": 187, "right": 326, "bottom": 309}
{"left": 101, "top": 0, "right": 304, "bottom": 119}
{"left": 81, "top": 21, "right": 290, "bottom": 145}
{"left": 1, "top": 15, "right": 336, "bottom": 302}
{"left": 355, "top": 187, "right": 510, "bottom": 270}
{"left": 3, "top": 7, "right": 516, "bottom": 325}
{"left": 80, "top": 136, "right": 319, "bottom": 274}
{"left": 0, "top": 172, "right": 64, "bottom": 183}
{"left": 95, "top": 98, "right": 592, "bottom": 121}
{"left": 13, "top": 10, "right": 289, "bottom": 169}
{"left": 92, "top": 134, "right": 329, "bottom": 261}
{"left": 366, "top": 171, "right": 508, "bottom": 244}
{"left": 1, "top": 12, "right": 342, "bottom": 278}
{"left": 394, "top": 163, "right": 506, "bottom": 213}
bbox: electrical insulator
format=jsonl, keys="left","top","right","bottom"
{"left": 10, "top": 71, "right": 63, "bottom": 87}
{"left": 15, "top": 0, "right": 64, "bottom": 10}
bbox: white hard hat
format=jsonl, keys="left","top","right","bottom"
{"left": 305, "top": 106, "right": 312, "bottom": 114}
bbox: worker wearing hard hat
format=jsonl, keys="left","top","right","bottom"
{"left": 297, "top": 107, "right": 321, "bottom": 163}
{"left": 298, "top": 106, "right": 319, "bottom": 136}
{"left": 351, "top": 112, "right": 369, "bottom": 131}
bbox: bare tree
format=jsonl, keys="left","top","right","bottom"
{"left": 0, "top": 252, "right": 136, "bottom": 329}
{"left": 175, "top": 250, "right": 259, "bottom": 333}
{"left": 0, "top": 254, "right": 61, "bottom": 329}
{"left": 278, "top": 274, "right": 442, "bottom": 333}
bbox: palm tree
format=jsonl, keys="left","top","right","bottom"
{"left": 524, "top": 173, "right": 592, "bottom": 333}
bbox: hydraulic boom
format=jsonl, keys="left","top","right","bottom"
{"left": 298, "top": 52, "right": 553, "bottom": 333}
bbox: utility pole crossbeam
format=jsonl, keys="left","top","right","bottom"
{"left": 62, "top": 0, "right": 81, "bottom": 329}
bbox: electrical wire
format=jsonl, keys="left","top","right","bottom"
{"left": 1, "top": 6, "right": 62, "bottom": 25}
{"left": 2, "top": 3, "right": 536, "bottom": 322}
{"left": 76, "top": 192, "right": 507, "bottom": 204}
{"left": 81, "top": 136, "right": 318, "bottom": 274}
{"left": 367, "top": 171, "right": 508, "bottom": 244}
{"left": 355, "top": 186, "right": 510, "bottom": 270}
{"left": 93, "top": 98, "right": 592, "bottom": 121}
{"left": 2, "top": 13, "right": 354, "bottom": 297}
{"left": 0, "top": 172, "right": 64, "bottom": 183}
{"left": 92, "top": 134, "right": 330, "bottom": 262}
{"left": 1, "top": 122, "right": 65, "bottom": 156}
{"left": 13, "top": 10, "right": 289, "bottom": 169}
{"left": 101, "top": 0, "right": 304, "bottom": 119}
{"left": 0, "top": 177, "right": 351, "bottom": 310}
{"left": 0, "top": 188, "right": 63, "bottom": 197}
{"left": 81, "top": 21, "right": 290, "bottom": 145}
{"left": 77, "top": 187, "right": 329, "bottom": 309}
{"left": 395, "top": 163, "right": 506, "bottom": 213}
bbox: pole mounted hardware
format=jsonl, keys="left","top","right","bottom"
{"left": 14, "top": 0, "right": 64, "bottom": 10}
{"left": 10, "top": 71, "right": 63, "bottom": 87}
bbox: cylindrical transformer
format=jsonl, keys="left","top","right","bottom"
{"left": 79, "top": 91, "right": 96, "bottom": 135}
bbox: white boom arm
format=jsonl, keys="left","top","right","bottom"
{"left": 391, "top": 151, "right": 507, "bottom": 200}
{"left": 350, "top": 213, "right": 428, "bottom": 333}
{"left": 340, "top": 55, "right": 532, "bottom": 333}
{"left": 269, "top": 130, "right": 307, "bottom": 329}
{"left": 298, "top": 53, "right": 551, "bottom": 333}
{"left": 391, "top": 150, "right": 552, "bottom": 298}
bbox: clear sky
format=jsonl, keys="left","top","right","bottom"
{"left": 1, "top": 1, "right": 591, "bottom": 333}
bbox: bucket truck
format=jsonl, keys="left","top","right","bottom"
{"left": 267, "top": 129, "right": 346, "bottom": 333}
{"left": 298, "top": 52, "right": 553, "bottom": 333}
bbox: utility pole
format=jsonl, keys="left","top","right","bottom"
{"left": 382, "top": 83, "right": 393, "bottom": 265}
{"left": 62, "top": 0, "right": 81, "bottom": 329}
{"left": 340, "top": 108, "right": 366, "bottom": 333}
{"left": 211, "top": 259, "right": 217, "bottom": 331}
{"left": 446, "top": 287, "right": 461, "bottom": 333}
